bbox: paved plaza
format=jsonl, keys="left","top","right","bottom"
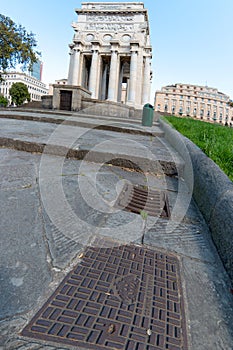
{"left": 0, "top": 110, "right": 232, "bottom": 349}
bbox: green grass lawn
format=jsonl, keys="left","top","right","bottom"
{"left": 163, "top": 116, "right": 233, "bottom": 182}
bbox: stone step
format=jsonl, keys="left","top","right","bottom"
{"left": 0, "top": 110, "right": 162, "bottom": 137}
{"left": 0, "top": 115, "right": 184, "bottom": 176}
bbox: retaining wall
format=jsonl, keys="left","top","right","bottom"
{"left": 160, "top": 118, "right": 233, "bottom": 284}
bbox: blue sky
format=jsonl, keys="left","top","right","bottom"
{"left": 1, "top": 0, "right": 233, "bottom": 102}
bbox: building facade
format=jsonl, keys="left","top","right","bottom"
{"left": 155, "top": 83, "right": 233, "bottom": 125}
{"left": 30, "top": 60, "right": 43, "bottom": 81}
{"left": 67, "top": 2, "right": 152, "bottom": 109}
{"left": 0, "top": 72, "right": 48, "bottom": 105}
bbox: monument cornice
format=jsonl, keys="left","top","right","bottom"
{"left": 76, "top": 9, "right": 148, "bottom": 15}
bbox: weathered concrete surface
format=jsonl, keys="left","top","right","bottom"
{"left": 160, "top": 118, "right": 233, "bottom": 284}
{"left": 0, "top": 109, "right": 161, "bottom": 136}
{"left": 0, "top": 114, "right": 183, "bottom": 177}
{"left": 0, "top": 112, "right": 232, "bottom": 350}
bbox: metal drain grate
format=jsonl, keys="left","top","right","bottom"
{"left": 22, "top": 237, "right": 188, "bottom": 350}
{"left": 115, "top": 184, "right": 171, "bottom": 218}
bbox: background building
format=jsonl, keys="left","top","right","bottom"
{"left": 30, "top": 60, "right": 43, "bottom": 81}
{"left": 0, "top": 72, "right": 48, "bottom": 105}
{"left": 49, "top": 78, "right": 67, "bottom": 95}
{"left": 155, "top": 83, "right": 233, "bottom": 125}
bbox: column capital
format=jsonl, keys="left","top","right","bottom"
{"left": 69, "top": 43, "right": 83, "bottom": 54}
{"left": 73, "top": 37, "right": 84, "bottom": 44}
{"left": 110, "top": 40, "right": 120, "bottom": 51}
{"left": 130, "top": 41, "right": 140, "bottom": 53}
{"left": 144, "top": 45, "right": 152, "bottom": 53}
{"left": 91, "top": 40, "right": 100, "bottom": 53}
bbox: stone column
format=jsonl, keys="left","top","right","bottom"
{"left": 127, "top": 43, "right": 139, "bottom": 104}
{"left": 142, "top": 54, "right": 152, "bottom": 105}
{"left": 117, "top": 63, "right": 124, "bottom": 102}
{"left": 67, "top": 41, "right": 83, "bottom": 86}
{"left": 72, "top": 49, "right": 81, "bottom": 85}
{"left": 67, "top": 45, "right": 74, "bottom": 85}
{"left": 88, "top": 41, "right": 100, "bottom": 99}
{"left": 108, "top": 41, "right": 119, "bottom": 101}
{"left": 101, "top": 63, "right": 108, "bottom": 100}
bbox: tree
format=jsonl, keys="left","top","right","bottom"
{"left": 0, "top": 14, "right": 40, "bottom": 79}
{"left": 0, "top": 94, "right": 8, "bottom": 107}
{"left": 9, "top": 82, "right": 30, "bottom": 106}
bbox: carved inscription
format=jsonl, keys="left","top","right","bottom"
{"left": 86, "top": 23, "right": 134, "bottom": 31}
{"left": 87, "top": 15, "right": 133, "bottom": 22}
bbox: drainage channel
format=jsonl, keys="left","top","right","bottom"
{"left": 115, "top": 183, "right": 171, "bottom": 218}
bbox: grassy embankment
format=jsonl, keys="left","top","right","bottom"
{"left": 163, "top": 116, "right": 233, "bottom": 182}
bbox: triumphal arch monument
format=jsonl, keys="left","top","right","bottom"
{"left": 66, "top": 2, "right": 152, "bottom": 110}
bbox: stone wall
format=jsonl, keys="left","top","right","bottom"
{"left": 41, "top": 95, "right": 53, "bottom": 109}
{"left": 80, "top": 98, "right": 132, "bottom": 118}
{"left": 41, "top": 87, "right": 144, "bottom": 118}
{"left": 160, "top": 118, "right": 233, "bottom": 284}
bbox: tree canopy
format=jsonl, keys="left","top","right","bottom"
{"left": 9, "top": 82, "right": 30, "bottom": 106}
{"left": 0, "top": 14, "right": 40, "bottom": 74}
{"left": 0, "top": 94, "right": 8, "bottom": 107}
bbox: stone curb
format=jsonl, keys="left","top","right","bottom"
{"left": 159, "top": 118, "right": 233, "bottom": 284}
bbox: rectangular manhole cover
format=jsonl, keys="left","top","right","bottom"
{"left": 115, "top": 184, "right": 170, "bottom": 218}
{"left": 22, "top": 237, "right": 188, "bottom": 349}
